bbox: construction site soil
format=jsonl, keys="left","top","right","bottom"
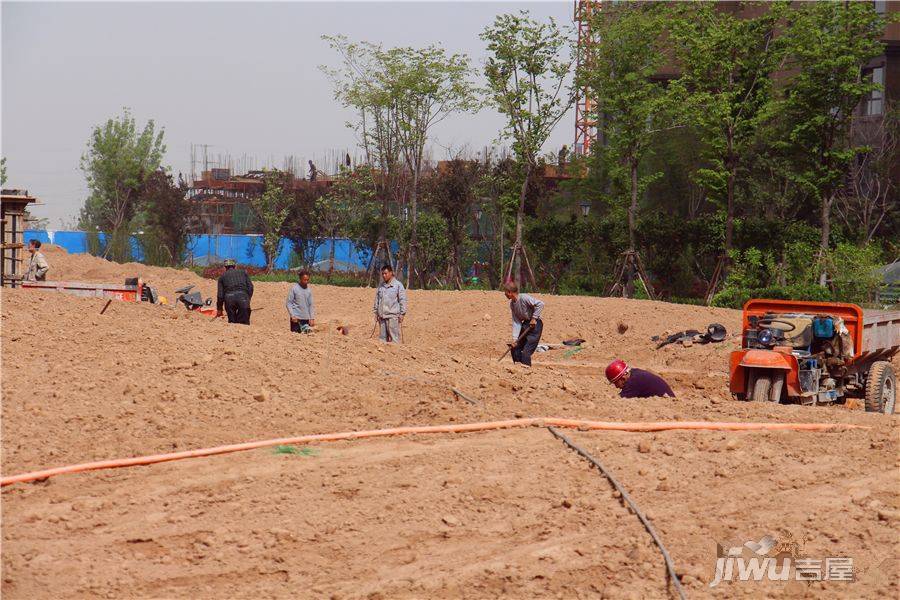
{"left": 2, "top": 245, "right": 898, "bottom": 599}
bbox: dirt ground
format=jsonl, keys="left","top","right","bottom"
{"left": 2, "top": 245, "right": 898, "bottom": 599}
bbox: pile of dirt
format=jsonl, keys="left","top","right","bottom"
{"left": 2, "top": 250, "right": 897, "bottom": 598}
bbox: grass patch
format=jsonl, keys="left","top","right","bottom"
{"left": 272, "top": 445, "right": 318, "bottom": 456}
{"left": 562, "top": 345, "right": 584, "bottom": 359}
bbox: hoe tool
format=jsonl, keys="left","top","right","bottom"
{"left": 498, "top": 324, "right": 533, "bottom": 362}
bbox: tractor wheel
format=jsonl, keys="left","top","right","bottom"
{"left": 769, "top": 371, "right": 785, "bottom": 403}
{"left": 865, "top": 362, "right": 896, "bottom": 414}
{"left": 750, "top": 372, "right": 773, "bottom": 402}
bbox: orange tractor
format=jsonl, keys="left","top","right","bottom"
{"left": 730, "top": 299, "right": 899, "bottom": 413}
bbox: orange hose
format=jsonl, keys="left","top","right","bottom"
{"left": 0, "top": 418, "right": 866, "bottom": 487}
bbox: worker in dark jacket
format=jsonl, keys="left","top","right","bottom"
{"left": 216, "top": 259, "right": 254, "bottom": 325}
{"left": 605, "top": 359, "right": 675, "bottom": 398}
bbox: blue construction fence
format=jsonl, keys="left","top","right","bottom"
{"left": 23, "top": 230, "right": 380, "bottom": 272}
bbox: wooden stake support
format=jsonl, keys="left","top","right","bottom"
{"left": 607, "top": 250, "right": 656, "bottom": 300}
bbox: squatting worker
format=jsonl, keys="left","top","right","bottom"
{"left": 24, "top": 239, "right": 49, "bottom": 281}
{"left": 286, "top": 269, "right": 316, "bottom": 333}
{"left": 216, "top": 259, "right": 254, "bottom": 325}
{"left": 504, "top": 280, "right": 544, "bottom": 367}
{"left": 373, "top": 264, "right": 407, "bottom": 343}
{"left": 605, "top": 359, "right": 675, "bottom": 399}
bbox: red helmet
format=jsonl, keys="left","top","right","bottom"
{"left": 605, "top": 359, "right": 629, "bottom": 383}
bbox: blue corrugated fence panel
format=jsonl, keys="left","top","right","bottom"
{"left": 24, "top": 230, "right": 373, "bottom": 271}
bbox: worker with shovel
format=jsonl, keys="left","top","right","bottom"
{"left": 504, "top": 280, "right": 544, "bottom": 366}
{"left": 286, "top": 269, "right": 316, "bottom": 333}
{"left": 373, "top": 264, "right": 407, "bottom": 343}
{"left": 216, "top": 259, "right": 253, "bottom": 325}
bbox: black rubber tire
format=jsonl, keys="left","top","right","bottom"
{"left": 751, "top": 372, "right": 773, "bottom": 402}
{"left": 769, "top": 372, "right": 785, "bottom": 403}
{"left": 865, "top": 362, "right": 896, "bottom": 414}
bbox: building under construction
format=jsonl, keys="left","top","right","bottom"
{"left": 188, "top": 169, "right": 334, "bottom": 234}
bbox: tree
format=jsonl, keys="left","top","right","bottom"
{"left": 322, "top": 36, "right": 406, "bottom": 283}
{"left": 835, "top": 103, "right": 899, "bottom": 245}
{"left": 481, "top": 11, "right": 573, "bottom": 287}
{"left": 323, "top": 37, "right": 477, "bottom": 288}
{"left": 426, "top": 158, "right": 482, "bottom": 289}
{"left": 669, "top": 1, "right": 787, "bottom": 298}
{"left": 1, "top": 157, "right": 6, "bottom": 186}
{"left": 137, "top": 170, "right": 193, "bottom": 266}
{"left": 777, "top": 2, "right": 888, "bottom": 284}
{"left": 283, "top": 184, "right": 327, "bottom": 267}
{"left": 399, "top": 212, "right": 450, "bottom": 289}
{"left": 583, "top": 2, "right": 681, "bottom": 297}
{"left": 249, "top": 170, "right": 292, "bottom": 272}
{"left": 79, "top": 109, "right": 165, "bottom": 260}
{"left": 383, "top": 46, "right": 478, "bottom": 288}
{"left": 315, "top": 167, "right": 373, "bottom": 278}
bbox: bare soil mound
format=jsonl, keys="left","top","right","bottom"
{"left": 2, "top": 251, "right": 897, "bottom": 598}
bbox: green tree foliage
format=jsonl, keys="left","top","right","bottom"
{"left": 399, "top": 212, "right": 449, "bottom": 289}
{"left": 426, "top": 159, "right": 482, "bottom": 289}
{"left": 136, "top": 170, "right": 193, "bottom": 266}
{"left": 584, "top": 3, "right": 683, "bottom": 255}
{"left": 79, "top": 109, "right": 165, "bottom": 261}
{"left": 776, "top": 2, "right": 889, "bottom": 284}
{"left": 382, "top": 45, "right": 477, "bottom": 288}
{"left": 0, "top": 157, "right": 6, "bottom": 186}
{"left": 322, "top": 36, "right": 406, "bottom": 278}
{"left": 316, "top": 167, "right": 374, "bottom": 278}
{"left": 249, "top": 170, "right": 292, "bottom": 272}
{"left": 481, "top": 12, "right": 573, "bottom": 286}
{"left": 322, "top": 37, "right": 477, "bottom": 287}
{"left": 669, "top": 1, "right": 786, "bottom": 274}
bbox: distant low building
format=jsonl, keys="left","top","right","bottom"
{"left": 188, "top": 169, "right": 333, "bottom": 234}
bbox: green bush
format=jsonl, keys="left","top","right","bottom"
{"left": 826, "top": 242, "right": 883, "bottom": 304}
{"left": 711, "top": 284, "right": 833, "bottom": 309}
{"left": 250, "top": 272, "right": 368, "bottom": 287}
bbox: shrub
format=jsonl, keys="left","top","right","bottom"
{"left": 711, "top": 284, "right": 833, "bottom": 309}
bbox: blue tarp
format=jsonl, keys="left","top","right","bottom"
{"left": 23, "top": 230, "right": 375, "bottom": 271}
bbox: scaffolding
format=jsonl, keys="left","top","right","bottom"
{"left": 1, "top": 190, "right": 38, "bottom": 287}
{"left": 574, "top": 0, "right": 601, "bottom": 156}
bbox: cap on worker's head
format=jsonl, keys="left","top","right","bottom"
{"left": 223, "top": 259, "right": 236, "bottom": 267}
{"left": 605, "top": 359, "right": 629, "bottom": 383}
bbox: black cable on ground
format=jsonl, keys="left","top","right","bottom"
{"left": 547, "top": 426, "right": 687, "bottom": 600}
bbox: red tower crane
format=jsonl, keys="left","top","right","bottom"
{"left": 574, "top": 0, "right": 600, "bottom": 156}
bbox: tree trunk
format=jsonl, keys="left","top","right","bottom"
{"left": 724, "top": 136, "right": 736, "bottom": 268}
{"left": 512, "top": 163, "right": 531, "bottom": 286}
{"left": 818, "top": 194, "right": 832, "bottom": 286}
{"left": 328, "top": 235, "right": 336, "bottom": 281}
{"left": 498, "top": 212, "right": 504, "bottom": 287}
{"left": 407, "top": 169, "right": 419, "bottom": 290}
{"left": 628, "top": 159, "right": 638, "bottom": 252}
{"left": 450, "top": 241, "right": 462, "bottom": 290}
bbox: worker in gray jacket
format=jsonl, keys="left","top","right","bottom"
{"left": 373, "top": 264, "right": 407, "bottom": 343}
{"left": 24, "top": 239, "right": 49, "bottom": 281}
{"left": 286, "top": 270, "right": 316, "bottom": 333}
{"left": 504, "top": 280, "right": 544, "bottom": 366}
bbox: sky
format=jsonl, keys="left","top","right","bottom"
{"left": 2, "top": 1, "right": 575, "bottom": 227}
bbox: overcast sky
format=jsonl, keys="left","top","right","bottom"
{"left": 2, "top": 1, "right": 574, "bottom": 227}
